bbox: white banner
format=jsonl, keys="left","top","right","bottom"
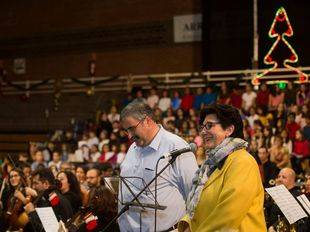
{"left": 173, "top": 14, "right": 202, "bottom": 43}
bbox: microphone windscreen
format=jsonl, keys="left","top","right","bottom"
{"left": 189, "top": 143, "right": 198, "bottom": 153}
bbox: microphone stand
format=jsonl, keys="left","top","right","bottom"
{"left": 100, "top": 155, "right": 178, "bottom": 232}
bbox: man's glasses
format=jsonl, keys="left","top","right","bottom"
{"left": 199, "top": 121, "right": 220, "bottom": 132}
{"left": 124, "top": 118, "right": 145, "bottom": 134}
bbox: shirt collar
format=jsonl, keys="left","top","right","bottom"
{"left": 146, "top": 125, "right": 163, "bottom": 151}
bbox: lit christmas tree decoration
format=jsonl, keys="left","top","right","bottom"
{"left": 252, "top": 7, "right": 308, "bottom": 85}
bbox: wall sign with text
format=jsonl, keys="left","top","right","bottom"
{"left": 173, "top": 14, "right": 202, "bottom": 43}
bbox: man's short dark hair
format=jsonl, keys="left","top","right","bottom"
{"left": 32, "top": 168, "right": 55, "bottom": 186}
{"left": 200, "top": 104, "right": 244, "bottom": 139}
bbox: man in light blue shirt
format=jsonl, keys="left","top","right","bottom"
{"left": 118, "top": 100, "right": 198, "bottom": 232}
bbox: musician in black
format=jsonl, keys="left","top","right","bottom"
{"left": 24, "top": 168, "right": 73, "bottom": 231}
{"left": 257, "top": 146, "right": 280, "bottom": 187}
{"left": 266, "top": 168, "right": 308, "bottom": 232}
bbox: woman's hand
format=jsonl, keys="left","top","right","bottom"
{"left": 25, "top": 187, "right": 38, "bottom": 198}
{"left": 14, "top": 190, "right": 27, "bottom": 204}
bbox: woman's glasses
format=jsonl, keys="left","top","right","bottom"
{"left": 199, "top": 121, "right": 220, "bottom": 132}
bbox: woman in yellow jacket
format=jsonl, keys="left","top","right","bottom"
{"left": 179, "top": 104, "right": 267, "bottom": 232}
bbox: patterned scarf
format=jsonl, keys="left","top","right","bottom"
{"left": 186, "top": 137, "right": 248, "bottom": 219}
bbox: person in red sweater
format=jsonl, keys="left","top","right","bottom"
{"left": 291, "top": 130, "right": 309, "bottom": 174}
{"left": 286, "top": 113, "right": 300, "bottom": 140}
{"left": 230, "top": 86, "right": 242, "bottom": 109}
{"left": 256, "top": 83, "right": 270, "bottom": 107}
{"left": 180, "top": 87, "right": 194, "bottom": 112}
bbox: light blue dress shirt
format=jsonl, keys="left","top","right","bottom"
{"left": 118, "top": 126, "right": 198, "bottom": 232}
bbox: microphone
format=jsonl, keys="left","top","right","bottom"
{"left": 161, "top": 143, "right": 197, "bottom": 159}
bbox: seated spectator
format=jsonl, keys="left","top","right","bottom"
{"left": 158, "top": 89, "right": 171, "bottom": 113}
{"left": 104, "top": 144, "right": 118, "bottom": 166}
{"left": 48, "top": 150, "right": 62, "bottom": 171}
{"left": 269, "top": 136, "right": 290, "bottom": 169}
{"left": 99, "top": 144, "right": 118, "bottom": 165}
{"left": 174, "top": 108, "right": 186, "bottom": 130}
{"left": 296, "top": 84, "right": 309, "bottom": 106}
{"left": 108, "top": 105, "right": 120, "bottom": 123}
{"left": 193, "top": 87, "right": 204, "bottom": 110}
{"left": 78, "top": 133, "right": 89, "bottom": 149}
{"left": 256, "top": 83, "right": 269, "bottom": 108}
{"left": 73, "top": 144, "right": 90, "bottom": 162}
{"left": 180, "top": 87, "right": 194, "bottom": 112}
{"left": 268, "top": 85, "right": 284, "bottom": 112}
{"left": 117, "top": 143, "right": 127, "bottom": 165}
{"left": 146, "top": 87, "right": 159, "bottom": 109}
{"left": 242, "top": 82, "right": 257, "bottom": 112}
{"left": 99, "top": 144, "right": 110, "bottom": 163}
{"left": 31, "top": 150, "right": 47, "bottom": 171}
{"left": 217, "top": 81, "right": 231, "bottom": 105}
{"left": 286, "top": 113, "right": 301, "bottom": 140}
{"left": 135, "top": 89, "right": 146, "bottom": 103}
{"left": 87, "top": 130, "right": 99, "bottom": 148}
{"left": 179, "top": 121, "right": 190, "bottom": 136}
{"left": 188, "top": 108, "right": 199, "bottom": 123}
{"left": 291, "top": 130, "right": 310, "bottom": 174}
{"left": 271, "top": 103, "right": 286, "bottom": 128}
{"left": 98, "top": 129, "right": 110, "bottom": 152}
{"left": 171, "top": 90, "right": 182, "bottom": 111}
{"left": 246, "top": 107, "right": 259, "bottom": 129}
{"left": 202, "top": 85, "right": 217, "bottom": 106}
{"left": 280, "top": 129, "right": 293, "bottom": 154}
{"left": 97, "top": 112, "right": 112, "bottom": 136}
{"left": 90, "top": 144, "right": 101, "bottom": 162}
{"left": 162, "top": 107, "right": 175, "bottom": 127}
{"left": 109, "top": 132, "right": 120, "bottom": 146}
{"left": 230, "top": 85, "right": 242, "bottom": 109}
{"left": 296, "top": 105, "right": 308, "bottom": 128}
{"left": 257, "top": 105, "right": 273, "bottom": 127}
{"left": 284, "top": 81, "right": 297, "bottom": 106}
{"left": 100, "top": 162, "right": 114, "bottom": 177}
{"left": 262, "top": 127, "right": 274, "bottom": 148}
{"left": 18, "top": 152, "right": 30, "bottom": 163}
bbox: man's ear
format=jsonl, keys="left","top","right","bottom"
{"left": 226, "top": 125, "right": 235, "bottom": 137}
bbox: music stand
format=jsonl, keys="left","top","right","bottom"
{"left": 100, "top": 155, "right": 179, "bottom": 232}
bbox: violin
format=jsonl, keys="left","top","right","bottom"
{"left": 65, "top": 206, "right": 92, "bottom": 232}
{"left": 5, "top": 185, "right": 30, "bottom": 230}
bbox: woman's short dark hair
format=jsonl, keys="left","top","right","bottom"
{"left": 200, "top": 104, "right": 244, "bottom": 139}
